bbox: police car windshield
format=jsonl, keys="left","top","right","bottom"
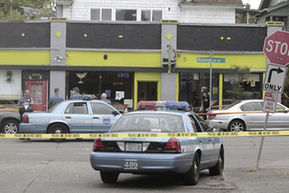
{"left": 110, "top": 113, "right": 185, "bottom": 133}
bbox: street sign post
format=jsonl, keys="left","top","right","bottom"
{"left": 263, "top": 31, "right": 289, "bottom": 66}
{"left": 197, "top": 56, "right": 225, "bottom": 110}
{"left": 263, "top": 64, "right": 287, "bottom": 94}
{"left": 257, "top": 30, "right": 289, "bottom": 170}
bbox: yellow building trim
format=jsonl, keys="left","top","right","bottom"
{"left": 66, "top": 51, "right": 161, "bottom": 67}
{"left": 134, "top": 72, "right": 161, "bottom": 109}
{"left": 0, "top": 50, "right": 50, "bottom": 65}
{"left": 219, "top": 73, "right": 223, "bottom": 109}
{"left": 177, "top": 53, "right": 266, "bottom": 70}
{"left": 176, "top": 72, "right": 179, "bottom": 101}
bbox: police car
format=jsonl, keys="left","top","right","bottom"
{"left": 90, "top": 110, "right": 224, "bottom": 185}
{"left": 19, "top": 100, "right": 121, "bottom": 133}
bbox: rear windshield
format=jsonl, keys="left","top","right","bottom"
{"left": 110, "top": 113, "right": 185, "bottom": 133}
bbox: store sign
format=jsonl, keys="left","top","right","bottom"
{"left": 263, "top": 91, "right": 279, "bottom": 113}
{"left": 263, "top": 64, "right": 287, "bottom": 94}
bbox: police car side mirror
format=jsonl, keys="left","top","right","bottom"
{"left": 112, "top": 111, "right": 119, "bottom": 116}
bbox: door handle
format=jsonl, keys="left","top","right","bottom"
{"left": 93, "top": 117, "right": 99, "bottom": 119}
{"left": 65, "top": 116, "right": 71, "bottom": 119}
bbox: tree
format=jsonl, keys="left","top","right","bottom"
{"left": 0, "top": 0, "right": 55, "bottom": 21}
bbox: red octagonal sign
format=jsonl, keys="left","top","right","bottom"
{"left": 263, "top": 31, "right": 289, "bottom": 66}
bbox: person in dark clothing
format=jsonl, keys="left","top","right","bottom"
{"left": 48, "top": 88, "right": 64, "bottom": 109}
{"left": 70, "top": 87, "right": 82, "bottom": 100}
{"left": 200, "top": 91, "right": 210, "bottom": 120}
{"left": 17, "top": 90, "right": 33, "bottom": 120}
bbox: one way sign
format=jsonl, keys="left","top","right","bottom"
{"left": 263, "top": 64, "right": 287, "bottom": 94}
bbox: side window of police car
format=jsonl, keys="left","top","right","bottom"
{"left": 188, "top": 115, "right": 203, "bottom": 132}
{"left": 65, "top": 102, "right": 88, "bottom": 114}
{"left": 91, "top": 102, "right": 114, "bottom": 115}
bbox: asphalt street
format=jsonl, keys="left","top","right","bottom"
{"left": 0, "top": 136, "right": 289, "bottom": 193}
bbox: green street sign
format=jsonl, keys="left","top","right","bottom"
{"left": 197, "top": 57, "right": 226, "bottom": 63}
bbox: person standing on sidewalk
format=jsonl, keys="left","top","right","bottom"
{"left": 48, "top": 88, "right": 64, "bottom": 109}
{"left": 70, "top": 87, "right": 81, "bottom": 100}
{"left": 101, "top": 93, "right": 111, "bottom": 104}
{"left": 17, "top": 90, "right": 33, "bottom": 120}
{"left": 200, "top": 91, "right": 210, "bottom": 120}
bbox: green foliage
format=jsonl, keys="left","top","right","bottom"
{"left": 0, "top": 0, "right": 55, "bottom": 21}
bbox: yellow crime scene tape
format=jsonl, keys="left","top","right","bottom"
{"left": 1, "top": 130, "right": 289, "bottom": 139}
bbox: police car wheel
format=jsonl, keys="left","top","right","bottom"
{"left": 209, "top": 147, "right": 224, "bottom": 176}
{"left": 183, "top": 153, "right": 200, "bottom": 185}
{"left": 48, "top": 123, "right": 68, "bottom": 134}
{"left": 100, "top": 171, "right": 119, "bottom": 183}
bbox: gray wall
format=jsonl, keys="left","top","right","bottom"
{"left": 49, "top": 71, "right": 66, "bottom": 99}
{"left": 161, "top": 73, "right": 177, "bottom": 101}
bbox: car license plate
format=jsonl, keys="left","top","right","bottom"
{"left": 124, "top": 159, "right": 138, "bottom": 170}
{"left": 125, "top": 142, "right": 142, "bottom": 152}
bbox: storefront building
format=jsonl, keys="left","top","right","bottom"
{"left": 0, "top": 20, "right": 268, "bottom": 110}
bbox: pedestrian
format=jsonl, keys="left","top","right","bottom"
{"left": 200, "top": 91, "right": 210, "bottom": 120}
{"left": 17, "top": 90, "right": 33, "bottom": 120}
{"left": 101, "top": 93, "right": 111, "bottom": 104}
{"left": 48, "top": 88, "right": 64, "bottom": 109}
{"left": 70, "top": 87, "right": 81, "bottom": 100}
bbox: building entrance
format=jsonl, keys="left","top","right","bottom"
{"left": 138, "top": 82, "right": 157, "bottom": 101}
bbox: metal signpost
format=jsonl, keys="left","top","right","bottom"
{"left": 257, "top": 31, "right": 289, "bottom": 169}
{"left": 197, "top": 54, "right": 226, "bottom": 110}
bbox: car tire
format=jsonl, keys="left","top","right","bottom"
{"left": 100, "top": 171, "right": 119, "bottom": 183}
{"left": 209, "top": 147, "right": 224, "bottom": 176}
{"left": 228, "top": 120, "right": 246, "bottom": 132}
{"left": 47, "top": 123, "right": 68, "bottom": 134}
{"left": 47, "top": 123, "right": 68, "bottom": 141}
{"left": 183, "top": 153, "right": 200, "bottom": 185}
{"left": 1, "top": 119, "right": 19, "bottom": 134}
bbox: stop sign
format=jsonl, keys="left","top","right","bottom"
{"left": 263, "top": 31, "right": 289, "bottom": 66}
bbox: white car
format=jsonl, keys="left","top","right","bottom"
{"left": 206, "top": 99, "right": 289, "bottom": 131}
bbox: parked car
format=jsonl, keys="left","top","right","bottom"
{"left": 207, "top": 99, "right": 289, "bottom": 132}
{"left": 0, "top": 111, "right": 20, "bottom": 134}
{"left": 90, "top": 111, "right": 224, "bottom": 185}
{"left": 19, "top": 100, "right": 121, "bottom": 133}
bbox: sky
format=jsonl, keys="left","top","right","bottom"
{"left": 242, "top": 0, "right": 262, "bottom": 9}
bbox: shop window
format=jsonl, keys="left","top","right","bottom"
{"left": 91, "top": 9, "right": 100, "bottom": 20}
{"left": 152, "top": 10, "right": 162, "bottom": 21}
{"left": 223, "top": 73, "right": 261, "bottom": 105}
{"left": 179, "top": 72, "right": 219, "bottom": 108}
{"left": 116, "top": 9, "right": 137, "bottom": 21}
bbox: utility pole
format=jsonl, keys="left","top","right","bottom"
{"left": 10, "top": 0, "right": 13, "bottom": 20}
